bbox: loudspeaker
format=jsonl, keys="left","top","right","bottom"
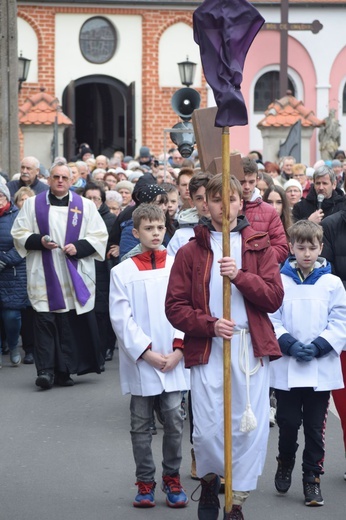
{"left": 171, "top": 88, "right": 201, "bottom": 121}
{"left": 170, "top": 122, "right": 195, "bottom": 158}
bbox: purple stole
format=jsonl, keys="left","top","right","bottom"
{"left": 35, "top": 191, "right": 91, "bottom": 311}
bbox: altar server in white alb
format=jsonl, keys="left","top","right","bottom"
{"left": 270, "top": 220, "right": 346, "bottom": 508}
{"left": 109, "top": 204, "right": 189, "bottom": 510}
{"left": 165, "top": 174, "right": 284, "bottom": 520}
{"left": 11, "top": 161, "right": 108, "bottom": 390}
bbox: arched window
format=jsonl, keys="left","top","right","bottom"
{"left": 254, "top": 71, "right": 296, "bottom": 112}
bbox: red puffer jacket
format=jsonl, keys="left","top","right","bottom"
{"left": 165, "top": 221, "right": 283, "bottom": 368}
{"left": 243, "top": 195, "right": 288, "bottom": 264}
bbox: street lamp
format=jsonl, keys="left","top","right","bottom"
{"left": 170, "top": 57, "right": 199, "bottom": 158}
{"left": 177, "top": 56, "right": 197, "bottom": 88}
{"left": 18, "top": 52, "right": 31, "bottom": 92}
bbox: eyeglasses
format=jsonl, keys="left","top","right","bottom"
{"left": 52, "top": 175, "right": 70, "bottom": 181}
{"left": 86, "top": 196, "right": 101, "bottom": 202}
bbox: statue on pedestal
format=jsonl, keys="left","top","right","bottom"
{"left": 318, "top": 109, "right": 341, "bottom": 160}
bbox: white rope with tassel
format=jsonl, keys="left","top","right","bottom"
{"left": 237, "top": 329, "right": 261, "bottom": 433}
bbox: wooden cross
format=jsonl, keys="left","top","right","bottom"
{"left": 263, "top": 0, "right": 323, "bottom": 97}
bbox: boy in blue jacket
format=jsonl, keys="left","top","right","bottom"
{"left": 270, "top": 220, "right": 346, "bottom": 507}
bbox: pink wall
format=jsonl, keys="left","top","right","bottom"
{"left": 231, "top": 30, "right": 318, "bottom": 161}
{"left": 329, "top": 46, "right": 346, "bottom": 114}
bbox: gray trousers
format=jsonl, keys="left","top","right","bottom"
{"left": 130, "top": 391, "right": 184, "bottom": 482}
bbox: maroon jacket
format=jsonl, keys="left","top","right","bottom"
{"left": 165, "top": 219, "right": 283, "bottom": 368}
{"left": 242, "top": 194, "right": 288, "bottom": 264}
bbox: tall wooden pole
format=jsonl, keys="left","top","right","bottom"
{"left": 0, "top": 0, "right": 20, "bottom": 177}
{"left": 279, "top": 0, "right": 289, "bottom": 98}
{"left": 222, "top": 126, "right": 232, "bottom": 514}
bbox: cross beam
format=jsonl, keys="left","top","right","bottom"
{"left": 263, "top": 0, "right": 323, "bottom": 97}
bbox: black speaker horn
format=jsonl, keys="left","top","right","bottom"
{"left": 171, "top": 88, "right": 201, "bottom": 121}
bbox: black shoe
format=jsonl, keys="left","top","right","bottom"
{"left": 54, "top": 373, "right": 75, "bottom": 387}
{"left": 35, "top": 371, "right": 54, "bottom": 390}
{"left": 105, "top": 349, "right": 113, "bottom": 361}
{"left": 192, "top": 473, "right": 220, "bottom": 520}
{"left": 23, "top": 353, "right": 34, "bottom": 364}
{"left": 303, "top": 472, "right": 324, "bottom": 506}
{"left": 275, "top": 456, "right": 295, "bottom": 493}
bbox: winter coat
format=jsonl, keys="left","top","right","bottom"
{"left": 242, "top": 188, "right": 289, "bottom": 263}
{"left": 94, "top": 202, "right": 115, "bottom": 313}
{"left": 0, "top": 203, "right": 28, "bottom": 309}
{"left": 292, "top": 184, "right": 346, "bottom": 222}
{"left": 165, "top": 218, "right": 283, "bottom": 368}
{"left": 321, "top": 209, "right": 346, "bottom": 289}
{"left": 7, "top": 176, "right": 49, "bottom": 199}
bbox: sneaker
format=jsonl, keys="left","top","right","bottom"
{"left": 133, "top": 481, "right": 156, "bottom": 507}
{"left": 269, "top": 407, "right": 276, "bottom": 427}
{"left": 23, "top": 352, "right": 34, "bottom": 364}
{"left": 105, "top": 349, "right": 113, "bottom": 361}
{"left": 10, "top": 348, "right": 21, "bottom": 366}
{"left": 303, "top": 472, "right": 324, "bottom": 506}
{"left": 192, "top": 473, "right": 220, "bottom": 520}
{"left": 162, "top": 474, "right": 188, "bottom": 508}
{"left": 191, "top": 448, "right": 199, "bottom": 480}
{"left": 224, "top": 504, "right": 244, "bottom": 520}
{"left": 275, "top": 456, "right": 295, "bottom": 493}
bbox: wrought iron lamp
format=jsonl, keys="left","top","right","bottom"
{"left": 18, "top": 52, "right": 31, "bottom": 92}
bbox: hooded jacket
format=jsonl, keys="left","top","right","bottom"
{"left": 242, "top": 187, "right": 288, "bottom": 264}
{"left": 165, "top": 218, "right": 283, "bottom": 368}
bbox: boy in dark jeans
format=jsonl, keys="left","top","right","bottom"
{"left": 270, "top": 220, "right": 346, "bottom": 506}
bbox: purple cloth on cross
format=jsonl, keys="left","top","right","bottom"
{"left": 193, "top": 0, "right": 264, "bottom": 127}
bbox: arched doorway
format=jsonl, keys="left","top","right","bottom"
{"left": 62, "top": 75, "right": 135, "bottom": 160}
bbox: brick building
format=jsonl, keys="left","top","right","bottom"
{"left": 17, "top": 0, "right": 346, "bottom": 164}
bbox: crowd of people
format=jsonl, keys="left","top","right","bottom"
{"left": 1, "top": 144, "right": 346, "bottom": 519}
